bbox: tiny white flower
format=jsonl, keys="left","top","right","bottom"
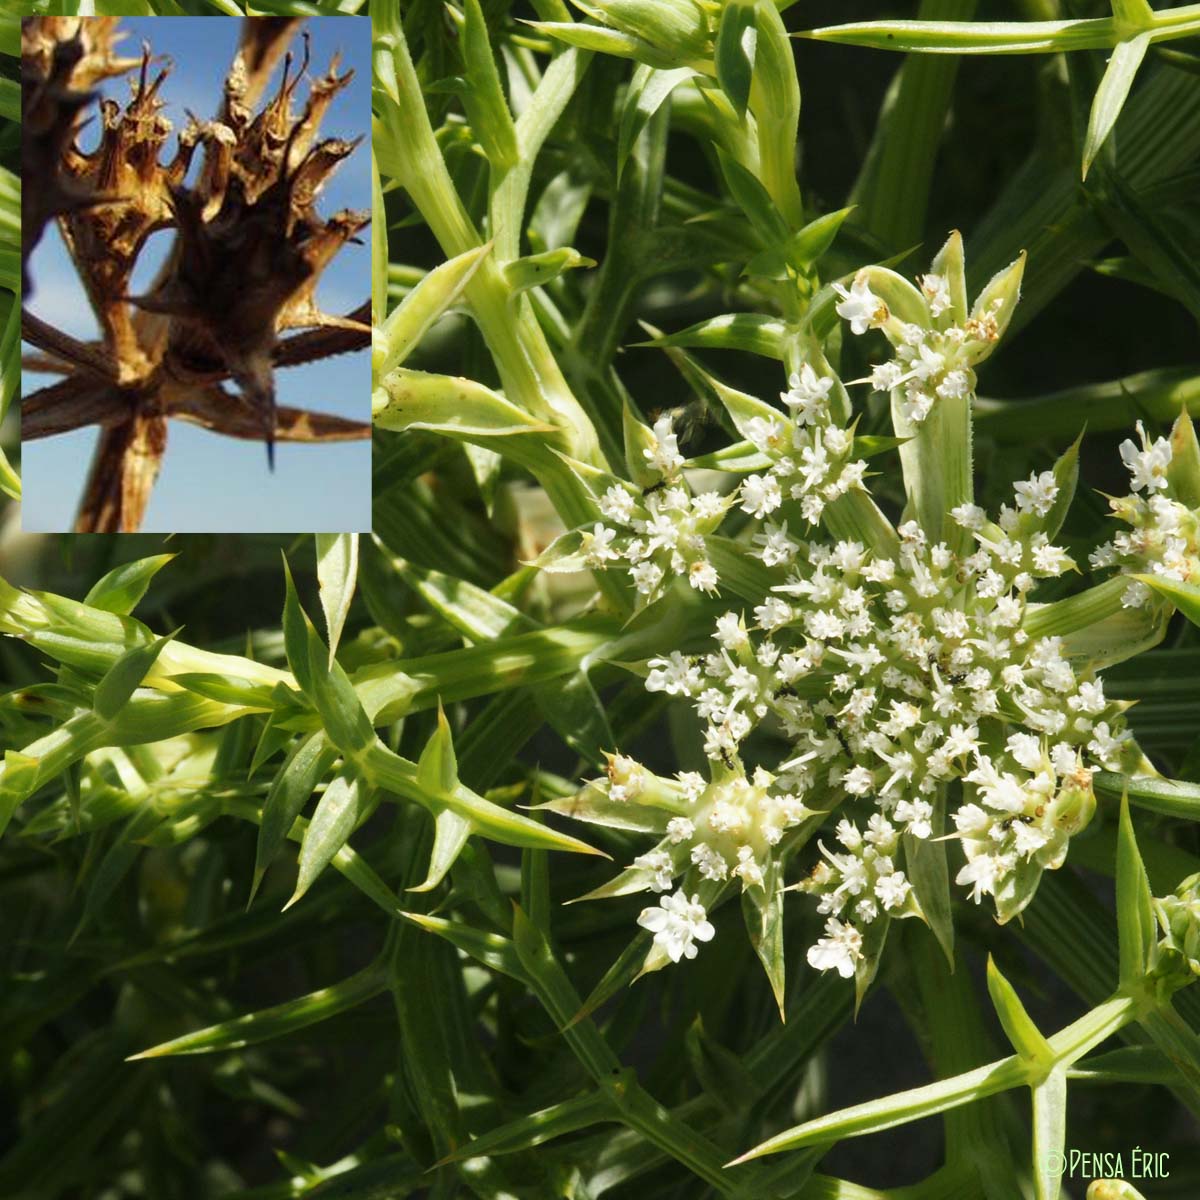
{"left": 644, "top": 416, "right": 685, "bottom": 476}
{"left": 1119, "top": 421, "right": 1172, "bottom": 492}
{"left": 1072, "top": 680, "right": 1106, "bottom": 715}
{"left": 835, "top": 819, "right": 863, "bottom": 851}
{"left": 902, "top": 389, "right": 935, "bottom": 423}
{"left": 920, "top": 272, "right": 952, "bottom": 316}
{"left": 843, "top": 765, "right": 875, "bottom": 795}
{"left": 1031, "top": 541, "right": 1071, "bottom": 575}
{"left": 806, "top": 916, "right": 863, "bottom": 977}
{"left": 935, "top": 370, "right": 970, "bottom": 400}
{"left": 754, "top": 596, "right": 792, "bottom": 631}
{"left": 869, "top": 360, "right": 904, "bottom": 391}
{"left": 715, "top": 611, "right": 748, "bottom": 649}
{"left": 637, "top": 890, "right": 716, "bottom": 962}
{"left": 911, "top": 342, "right": 945, "bottom": 381}
{"left": 691, "top": 842, "right": 729, "bottom": 881}
{"left": 823, "top": 425, "right": 852, "bottom": 456}
{"left": 583, "top": 523, "right": 620, "bottom": 567}
{"left": 783, "top": 363, "right": 834, "bottom": 424}
{"left": 1006, "top": 732, "right": 1043, "bottom": 772}
{"left": 1013, "top": 470, "right": 1059, "bottom": 517}
{"left": 634, "top": 849, "right": 675, "bottom": 892}
{"left": 689, "top": 559, "right": 719, "bottom": 593}
{"left": 953, "top": 803, "right": 991, "bottom": 836}
{"left": 1049, "top": 742, "right": 1077, "bottom": 775}
{"left": 800, "top": 493, "right": 826, "bottom": 522}
{"left": 607, "top": 754, "right": 645, "bottom": 803}
{"left": 745, "top": 416, "right": 786, "bottom": 453}
{"left": 956, "top": 853, "right": 1001, "bottom": 904}
{"left": 1121, "top": 578, "right": 1152, "bottom": 609}
{"left": 630, "top": 560, "right": 665, "bottom": 596}
{"left": 666, "top": 816, "right": 695, "bottom": 844}
{"left": 740, "top": 473, "right": 783, "bottom": 519}
{"left": 646, "top": 651, "right": 701, "bottom": 697}
{"left": 950, "top": 502, "right": 987, "bottom": 531}
{"left": 690, "top": 491, "right": 728, "bottom": 522}
{"left": 733, "top": 844, "right": 765, "bottom": 888}
{"left": 875, "top": 870, "right": 911, "bottom": 910}
{"left": 753, "top": 521, "right": 799, "bottom": 567}
{"left": 599, "top": 485, "right": 636, "bottom": 524}
{"left": 894, "top": 798, "right": 933, "bottom": 839}
{"left": 676, "top": 771, "right": 707, "bottom": 804}
{"left": 834, "top": 276, "right": 887, "bottom": 336}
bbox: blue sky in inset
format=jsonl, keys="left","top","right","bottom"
{"left": 21, "top": 16, "right": 371, "bottom": 534}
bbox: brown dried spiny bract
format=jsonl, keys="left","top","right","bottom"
{"left": 60, "top": 45, "right": 197, "bottom": 383}
{"left": 20, "top": 17, "right": 141, "bottom": 290}
{"left": 20, "top": 18, "right": 371, "bottom": 533}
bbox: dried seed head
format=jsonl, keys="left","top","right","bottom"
{"left": 142, "top": 41, "right": 367, "bottom": 465}
{"left": 24, "top": 16, "right": 370, "bottom": 524}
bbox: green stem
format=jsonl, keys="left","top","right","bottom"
{"left": 893, "top": 386, "right": 973, "bottom": 554}
{"left": 1046, "top": 993, "right": 1138, "bottom": 1066}
{"left": 1137, "top": 1002, "right": 1200, "bottom": 1099}
{"left": 852, "top": 0, "right": 980, "bottom": 249}
{"left": 908, "top": 932, "right": 1021, "bottom": 1178}
{"left": 373, "top": 3, "right": 603, "bottom": 469}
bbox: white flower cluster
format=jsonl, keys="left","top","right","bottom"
{"left": 605, "top": 754, "right": 811, "bottom": 895}
{"left": 578, "top": 753, "right": 815, "bottom": 968}
{"left": 700, "top": 496, "right": 1113, "bottom": 902}
{"left": 638, "top": 473, "right": 1133, "bottom": 955}
{"left": 580, "top": 464, "right": 734, "bottom": 604}
{"left": 552, "top": 243, "right": 1180, "bottom": 989}
{"left": 797, "top": 816, "right": 916, "bottom": 978}
{"left": 835, "top": 271, "right": 1001, "bottom": 425}
{"left": 738, "top": 363, "right": 868, "bottom": 526}
{"left": 1089, "top": 421, "right": 1199, "bottom": 609}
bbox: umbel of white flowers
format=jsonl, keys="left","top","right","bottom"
{"left": 536, "top": 233, "right": 1198, "bottom": 1002}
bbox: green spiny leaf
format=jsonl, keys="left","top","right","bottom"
{"left": 986, "top": 955, "right": 1054, "bottom": 1065}
{"left": 316, "top": 533, "right": 359, "bottom": 667}
{"left": 617, "top": 65, "right": 696, "bottom": 178}
{"left": 1134, "top": 575, "right": 1200, "bottom": 629}
{"left": 286, "top": 770, "right": 374, "bottom": 909}
{"left": 458, "top": 0, "right": 519, "bottom": 170}
{"left": 253, "top": 731, "right": 338, "bottom": 904}
{"left": 128, "top": 960, "right": 388, "bottom": 1059}
{"left": 715, "top": 0, "right": 758, "bottom": 118}
{"left": 1032, "top": 1066, "right": 1068, "bottom": 1200}
{"left": 1083, "top": 33, "right": 1151, "bottom": 180}
{"left": 1116, "top": 793, "right": 1157, "bottom": 987}
{"left": 83, "top": 556, "right": 175, "bottom": 616}
{"left": 93, "top": 635, "right": 174, "bottom": 722}
{"left": 374, "top": 244, "right": 491, "bottom": 378}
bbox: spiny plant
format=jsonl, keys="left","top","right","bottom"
{"left": 5, "top": 0, "right": 1200, "bottom": 1197}
{"left": 20, "top": 15, "right": 371, "bottom": 532}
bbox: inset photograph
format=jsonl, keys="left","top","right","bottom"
{"left": 20, "top": 15, "right": 370, "bottom": 533}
